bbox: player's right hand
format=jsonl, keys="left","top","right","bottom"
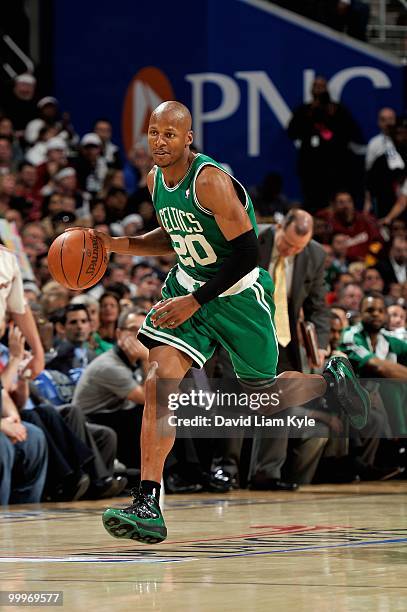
{"left": 89, "top": 228, "right": 114, "bottom": 254}
{"left": 63, "top": 227, "right": 114, "bottom": 254}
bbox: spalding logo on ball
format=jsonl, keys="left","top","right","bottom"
{"left": 48, "top": 229, "right": 108, "bottom": 290}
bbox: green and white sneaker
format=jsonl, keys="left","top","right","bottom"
{"left": 102, "top": 489, "right": 167, "bottom": 544}
{"left": 323, "top": 356, "right": 370, "bottom": 430}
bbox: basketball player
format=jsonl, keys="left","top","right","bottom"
{"left": 85, "top": 101, "right": 369, "bottom": 544}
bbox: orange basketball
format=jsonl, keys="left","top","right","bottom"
{"left": 48, "top": 229, "right": 108, "bottom": 290}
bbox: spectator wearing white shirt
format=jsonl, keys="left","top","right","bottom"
{"left": 365, "top": 108, "right": 397, "bottom": 172}
{"left": 0, "top": 246, "right": 44, "bottom": 379}
{"left": 0, "top": 246, "right": 47, "bottom": 504}
{"left": 366, "top": 115, "right": 407, "bottom": 222}
{"left": 24, "top": 97, "right": 60, "bottom": 146}
{"left": 25, "top": 125, "right": 59, "bottom": 166}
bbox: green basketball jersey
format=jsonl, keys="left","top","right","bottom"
{"left": 152, "top": 153, "right": 258, "bottom": 282}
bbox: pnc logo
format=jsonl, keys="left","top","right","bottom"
{"left": 122, "top": 66, "right": 175, "bottom": 154}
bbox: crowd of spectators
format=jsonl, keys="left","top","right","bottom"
{"left": 0, "top": 69, "right": 406, "bottom": 504}
{"left": 269, "top": 1, "right": 371, "bottom": 41}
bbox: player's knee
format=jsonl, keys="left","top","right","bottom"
{"left": 147, "top": 359, "right": 179, "bottom": 380}
{"left": 239, "top": 377, "right": 277, "bottom": 393}
{"left": 146, "top": 361, "right": 159, "bottom": 381}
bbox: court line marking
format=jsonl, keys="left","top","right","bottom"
{"left": 1, "top": 495, "right": 406, "bottom": 563}
{"left": 14, "top": 579, "right": 407, "bottom": 589}
{"left": 0, "top": 557, "right": 196, "bottom": 564}
{"left": 1, "top": 525, "right": 406, "bottom": 556}
{"left": 0, "top": 536, "right": 406, "bottom": 563}
{"left": 209, "top": 536, "right": 407, "bottom": 559}
{"left": 142, "top": 524, "right": 344, "bottom": 546}
{"left": 0, "top": 525, "right": 365, "bottom": 554}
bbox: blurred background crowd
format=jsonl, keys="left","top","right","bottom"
{"left": 0, "top": 4, "right": 407, "bottom": 504}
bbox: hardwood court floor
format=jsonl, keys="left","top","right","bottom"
{"left": 0, "top": 483, "right": 406, "bottom": 612}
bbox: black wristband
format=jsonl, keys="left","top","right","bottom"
{"left": 192, "top": 229, "right": 259, "bottom": 306}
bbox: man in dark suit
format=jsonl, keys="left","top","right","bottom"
{"left": 375, "top": 236, "right": 407, "bottom": 294}
{"left": 257, "top": 214, "right": 330, "bottom": 371}
{"left": 249, "top": 210, "right": 331, "bottom": 489}
{"left": 47, "top": 304, "right": 96, "bottom": 375}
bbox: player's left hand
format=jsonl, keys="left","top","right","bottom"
{"left": 151, "top": 295, "right": 200, "bottom": 329}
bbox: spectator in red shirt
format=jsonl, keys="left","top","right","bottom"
{"left": 317, "top": 191, "right": 382, "bottom": 260}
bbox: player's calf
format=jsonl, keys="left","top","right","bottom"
{"left": 239, "top": 373, "right": 325, "bottom": 415}
{"left": 102, "top": 360, "right": 170, "bottom": 544}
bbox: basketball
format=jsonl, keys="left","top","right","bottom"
{"left": 48, "top": 229, "right": 108, "bottom": 290}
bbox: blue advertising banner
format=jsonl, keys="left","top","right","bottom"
{"left": 53, "top": 0, "right": 405, "bottom": 197}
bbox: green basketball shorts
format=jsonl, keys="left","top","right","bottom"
{"left": 138, "top": 265, "right": 279, "bottom": 380}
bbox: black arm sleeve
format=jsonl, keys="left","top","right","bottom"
{"left": 192, "top": 229, "right": 259, "bottom": 306}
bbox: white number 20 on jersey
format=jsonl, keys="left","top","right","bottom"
{"left": 171, "top": 234, "right": 217, "bottom": 267}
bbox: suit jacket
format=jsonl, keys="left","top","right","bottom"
{"left": 46, "top": 340, "right": 96, "bottom": 375}
{"left": 257, "top": 224, "right": 330, "bottom": 370}
{"left": 375, "top": 257, "right": 406, "bottom": 293}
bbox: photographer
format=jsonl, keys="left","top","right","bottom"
{"left": 287, "top": 76, "right": 363, "bottom": 211}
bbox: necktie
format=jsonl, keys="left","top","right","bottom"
{"left": 273, "top": 256, "right": 291, "bottom": 347}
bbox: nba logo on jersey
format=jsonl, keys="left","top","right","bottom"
{"left": 122, "top": 67, "right": 175, "bottom": 152}
{"left": 185, "top": 188, "right": 190, "bottom": 198}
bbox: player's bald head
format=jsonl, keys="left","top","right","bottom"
{"left": 150, "top": 101, "right": 192, "bottom": 131}
{"left": 148, "top": 101, "right": 193, "bottom": 167}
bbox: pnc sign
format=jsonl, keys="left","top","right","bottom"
{"left": 186, "top": 66, "right": 392, "bottom": 156}
{"left": 55, "top": 0, "right": 405, "bottom": 194}
{"left": 123, "top": 65, "right": 392, "bottom": 157}
{"left": 121, "top": 67, "right": 175, "bottom": 154}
